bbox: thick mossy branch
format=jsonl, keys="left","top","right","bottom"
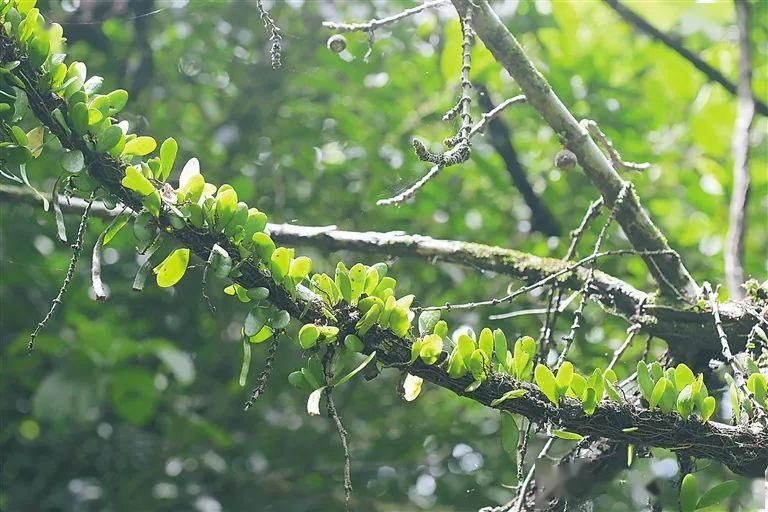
{"left": 3, "top": 28, "right": 766, "bottom": 478}
{"left": 451, "top": 0, "right": 699, "bottom": 302}
{"left": 0, "top": 183, "right": 758, "bottom": 363}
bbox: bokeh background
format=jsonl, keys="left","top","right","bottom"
{"left": 1, "top": 1, "right": 766, "bottom": 510}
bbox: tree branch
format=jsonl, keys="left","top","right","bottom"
{"left": 0, "top": 183, "right": 757, "bottom": 363}
{"left": 725, "top": 0, "right": 755, "bottom": 300}
{"left": 451, "top": 0, "right": 699, "bottom": 302}
{"left": 602, "top": 0, "right": 768, "bottom": 117}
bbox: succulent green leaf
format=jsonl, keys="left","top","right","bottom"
{"left": 468, "top": 349, "right": 489, "bottom": 381}
{"left": 158, "top": 137, "right": 177, "bottom": 181}
{"left": 457, "top": 334, "right": 475, "bottom": 362}
{"left": 446, "top": 347, "right": 468, "bottom": 378}
{"left": 238, "top": 339, "right": 251, "bottom": 387}
{"left": 679, "top": 473, "right": 699, "bottom": 512}
{"left": 582, "top": 387, "right": 597, "bottom": 415}
{"left": 348, "top": 263, "right": 367, "bottom": 304}
{"left": 122, "top": 136, "right": 157, "bottom": 157}
{"left": 637, "top": 361, "right": 654, "bottom": 401}
{"left": 214, "top": 188, "right": 237, "bottom": 232}
{"left": 344, "top": 334, "right": 365, "bottom": 353}
{"left": 490, "top": 389, "right": 527, "bottom": 407}
{"left": 660, "top": 378, "right": 678, "bottom": 414}
{"left": 246, "top": 287, "right": 269, "bottom": 301}
{"left": 535, "top": 364, "right": 559, "bottom": 406}
{"left": 696, "top": 480, "right": 737, "bottom": 510}
{"left": 493, "top": 329, "right": 508, "bottom": 368}
{"left": 288, "top": 256, "right": 312, "bottom": 283}
{"left": 419, "top": 334, "right": 443, "bottom": 365}
{"left": 152, "top": 248, "right": 189, "bottom": 288}
{"left": 61, "top": 148, "right": 84, "bottom": 173}
{"left": 555, "top": 361, "right": 574, "bottom": 396}
{"left": 95, "top": 124, "right": 122, "bottom": 152}
{"left": 244, "top": 307, "right": 269, "bottom": 337}
{"left": 69, "top": 101, "right": 89, "bottom": 135}
{"left": 252, "top": 232, "right": 276, "bottom": 261}
{"left": 434, "top": 320, "right": 448, "bottom": 338}
{"left": 121, "top": 165, "right": 155, "bottom": 197}
{"left": 409, "top": 337, "right": 423, "bottom": 364}
{"left": 299, "top": 324, "right": 320, "bottom": 349}
{"left": 268, "top": 247, "right": 293, "bottom": 281}
{"left": 288, "top": 371, "right": 312, "bottom": 393}
{"left": 355, "top": 303, "right": 381, "bottom": 336}
{"left": 107, "top": 89, "right": 129, "bottom": 113}
{"left": 569, "top": 373, "right": 586, "bottom": 398}
{"left": 500, "top": 412, "right": 519, "bottom": 455}
{"left": 363, "top": 266, "right": 379, "bottom": 295}
{"left": 335, "top": 351, "right": 376, "bottom": 387}
{"left": 649, "top": 377, "right": 667, "bottom": 409}
{"left": 700, "top": 396, "right": 716, "bottom": 422}
{"left": 552, "top": 430, "right": 583, "bottom": 441}
{"left": 335, "top": 266, "right": 352, "bottom": 303}
{"left": 674, "top": 363, "right": 695, "bottom": 392}
{"left": 478, "top": 328, "right": 494, "bottom": 358}
{"left": 389, "top": 306, "right": 411, "bottom": 337}
{"left": 676, "top": 384, "right": 694, "bottom": 419}
{"left": 269, "top": 309, "right": 290, "bottom": 330}
{"left": 747, "top": 373, "right": 767, "bottom": 408}
{"left": 418, "top": 310, "right": 441, "bottom": 336}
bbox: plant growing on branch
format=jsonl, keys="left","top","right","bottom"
{"left": 1, "top": 1, "right": 766, "bottom": 511}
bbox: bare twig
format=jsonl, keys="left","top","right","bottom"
{"left": 416, "top": 248, "right": 673, "bottom": 313}
{"left": 322, "top": 0, "right": 449, "bottom": 33}
{"left": 201, "top": 248, "right": 217, "bottom": 314}
{"left": 377, "top": 4, "right": 474, "bottom": 206}
{"left": 28, "top": 194, "right": 94, "bottom": 353}
{"left": 375, "top": 161, "right": 443, "bottom": 206}
{"left": 725, "top": 0, "right": 755, "bottom": 300}
{"left": 323, "top": 349, "right": 352, "bottom": 509}
{"left": 606, "top": 326, "right": 642, "bottom": 374}
{"left": 555, "top": 184, "right": 630, "bottom": 369}
{"left": 705, "top": 283, "right": 766, "bottom": 423}
{"left": 256, "top": 0, "right": 282, "bottom": 69}
{"left": 470, "top": 94, "right": 527, "bottom": 138}
{"left": 244, "top": 333, "right": 279, "bottom": 410}
{"left": 581, "top": 119, "right": 650, "bottom": 172}
{"left": 540, "top": 198, "right": 604, "bottom": 350}
{"left": 601, "top": 0, "right": 768, "bottom": 117}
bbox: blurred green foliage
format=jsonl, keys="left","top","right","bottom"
{"left": 1, "top": 1, "right": 766, "bottom": 510}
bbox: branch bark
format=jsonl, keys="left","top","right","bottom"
{"left": 0, "top": 183, "right": 757, "bottom": 364}
{"left": 725, "top": 0, "right": 755, "bottom": 300}
{"left": 451, "top": 0, "right": 699, "bottom": 303}
{"left": 602, "top": 0, "right": 768, "bottom": 118}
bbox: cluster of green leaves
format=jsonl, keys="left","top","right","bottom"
{"left": 533, "top": 360, "right": 625, "bottom": 416}
{"left": 637, "top": 361, "right": 716, "bottom": 421}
